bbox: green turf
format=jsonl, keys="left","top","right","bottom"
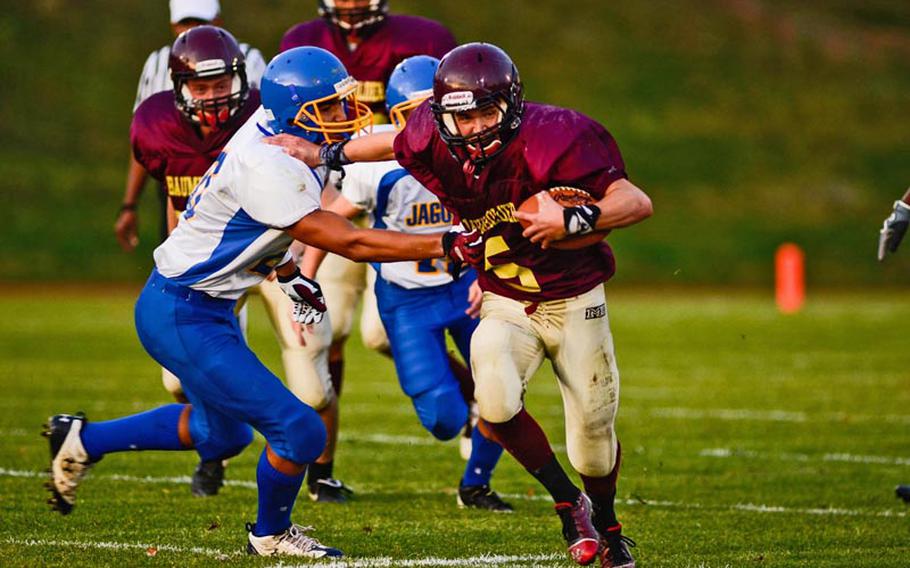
{"left": 0, "top": 288, "right": 908, "bottom": 567}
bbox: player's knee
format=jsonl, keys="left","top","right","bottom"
{"left": 280, "top": 406, "right": 327, "bottom": 464}
{"left": 360, "top": 321, "right": 389, "bottom": 352}
{"left": 413, "top": 386, "right": 467, "bottom": 441}
{"left": 474, "top": 377, "right": 522, "bottom": 423}
{"left": 200, "top": 422, "right": 253, "bottom": 461}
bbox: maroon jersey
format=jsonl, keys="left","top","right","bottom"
{"left": 395, "top": 102, "right": 627, "bottom": 302}
{"left": 130, "top": 90, "right": 260, "bottom": 212}
{"left": 279, "top": 15, "right": 455, "bottom": 114}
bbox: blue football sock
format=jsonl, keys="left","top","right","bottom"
{"left": 461, "top": 425, "right": 504, "bottom": 487}
{"left": 81, "top": 404, "right": 187, "bottom": 461}
{"left": 254, "top": 449, "right": 306, "bottom": 537}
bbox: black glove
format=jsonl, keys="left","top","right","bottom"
{"left": 277, "top": 268, "right": 327, "bottom": 325}
{"left": 563, "top": 204, "right": 601, "bottom": 236}
{"left": 877, "top": 200, "right": 910, "bottom": 261}
{"left": 319, "top": 140, "right": 352, "bottom": 172}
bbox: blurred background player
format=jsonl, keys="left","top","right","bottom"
{"left": 116, "top": 0, "right": 266, "bottom": 252}
{"left": 876, "top": 187, "right": 910, "bottom": 503}
{"left": 280, "top": 1, "right": 455, "bottom": 121}
{"left": 131, "top": 25, "right": 339, "bottom": 499}
{"left": 301, "top": 55, "right": 512, "bottom": 511}
{"left": 263, "top": 42, "right": 653, "bottom": 567}
{"left": 44, "top": 45, "right": 463, "bottom": 558}
{"left": 278, "top": 0, "right": 458, "bottom": 502}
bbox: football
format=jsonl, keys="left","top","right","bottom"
{"left": 517, "top": 187, "right": 611, "bottom": 250}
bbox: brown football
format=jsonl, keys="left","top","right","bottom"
{"left": 517, "top": 187, "right": 611, "bottom": 250}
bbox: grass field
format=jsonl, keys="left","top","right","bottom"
{"left": 0, "top": 288, "right": 908, "bottom": 567}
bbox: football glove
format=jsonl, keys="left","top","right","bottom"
{"left": 319, "top": 140, "right": 352, "bottom": 172}
{"left": 277, "top": 268, "right": 327, "bottom": 325}
{"left": 877, "top": 200, "right": 910, "bottom": 261}
{"left": 442, "top": 229, "right": 483, "bottom": 266}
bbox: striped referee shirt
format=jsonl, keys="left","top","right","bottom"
{"left": 133, "top": 43, "right": 266, "bottom": 112}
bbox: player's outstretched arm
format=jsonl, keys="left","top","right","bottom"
{"left": 299, "top": 195, "right": 365, "bottom": 278}
{"left": 516, "top": 179, "right": 653, "bottom": 248}
{"left": 264, "top": 132, "right": 397, "bottom": 168}
{"left": 286, "top": 209, "right": 443, "bottom": 263}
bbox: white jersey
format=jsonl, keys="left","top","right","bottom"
{"left": 154, "top": 107, "right": 324, "bottom": 299}
{"left": 133, "top": 43, "right": 267, "bottom": 112}
{"left": 341, "top": 153, "right": 454, "bottom": 290}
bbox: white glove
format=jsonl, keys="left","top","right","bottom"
{"left": 878, "top": 200, "right": 910, "bottom": 261}
{"left": 277, "top": 268, "right": 327, "bottom": 325}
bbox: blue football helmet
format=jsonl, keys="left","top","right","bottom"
{"left": 386, "top": 55, "right": 439, "bottom": 131}
{"left": 260, "top": 46, "right": 372, "bottom": 142}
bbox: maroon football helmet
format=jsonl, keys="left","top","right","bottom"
{"left": 430, "top": 42, "right": 524, "bottom": 174}
{"left": 318, "top": 1, "right": 388, "bottom": 34}
{"left": 169, "top": 25, "right": 249, "bottom": 128}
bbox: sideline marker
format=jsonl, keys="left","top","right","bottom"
{"left": 775, "top": 243, "right": 804, "bottom": 314}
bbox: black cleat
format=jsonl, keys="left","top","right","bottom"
{"left": 897, "top": 485, "right": 910, "bottom": 504}
{"left": 308, "top": 478, "right": 353, "bottom": 503}
{"left": 191, "top": 459, "right": 225, "bottom": 497}
{"left": 555, "top": 492, "right": 600, "bottom": 565}
{"left": 43, "top": 413, "right": 94, "bottom": 515}
{"left": 599, "top": 533, "right": 636, "bottom": 568}
{"left": 457, "top": 484, "right": 514, "bottom": 512}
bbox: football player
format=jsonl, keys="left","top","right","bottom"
{"left": 301, "top": 55, "right": 511, "bottom": 511}
{"left": 264, "top": 43, "right": 652, "bottom": 568}
{"left": 279, "top": 0, "right": 458, "bottom": 502}
{"left": 131, "top": 25, "right": 339, "bottom": 499}
{"left": 280, "top": 1, "right": 455, "bottom": 122}
{"left": 116, "top": 0, "right": 266, "bottom": 252}
{"left": 43, "top": 46, "right": 473, "bottom": 558}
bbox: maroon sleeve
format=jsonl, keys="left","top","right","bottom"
{"left": 279, "top": 24, "right": 301, "bottom": 53}
{"left": 393, "top": 103, "right": 436, "bottom": 183}
{"left": 129, "top": 105, "right": 164, "bottom": 181}
{"left": 426, "top": 22, "right": 457, "bottom": 58}
{"left": 529, "top": 108, "right": 627, "bottom": 200}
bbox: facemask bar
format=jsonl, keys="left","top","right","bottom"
{"left": 388, "top": 91, "right": 432, "bottom": 131}
{"left": 292, "top": 81, "right": 374, "bottom": 143}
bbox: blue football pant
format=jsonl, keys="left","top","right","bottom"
{"left": 376, "top": 276, "right": 477, "bottom": 440}
{"left": 135, "top": 271, "right": 326, "bottom": 464}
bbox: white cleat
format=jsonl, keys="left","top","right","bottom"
{"left": 246, "top": 523, "right": 343, "bottom": 558}
{"left": 43, "top": 413, "right": 94, "bottom": 515}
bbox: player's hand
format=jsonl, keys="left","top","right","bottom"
{"left": 514, "top": 191, "right": 568, "bottom": 249}
{"left": 277, "top": 268, "right": 327, "bottom": 325}
{"left": 442, "top": 229, "right": 484, "bottom": 271}
{"left": 263, "top": 134, "right": 322, "bottom": 167}
{"left": 114, "top": 209, "right": 139, "bottom": 252}
{"left": 878, "top": 200, "right": 910, "bottom": 261}
{"left": 465, "top": 279, "right": 483, "bottom": 319}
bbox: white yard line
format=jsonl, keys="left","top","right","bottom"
{"left": 0, "top": 538, "right": 564, "bottom": 566}
{"left": 700, "top": 447, "right": 910, "bottom": 466}
{"left": 2, "top": 467, "right": 904, "bottom": 519}
{"left": 1, "top": 537, "right": 239, "bottom": 559}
